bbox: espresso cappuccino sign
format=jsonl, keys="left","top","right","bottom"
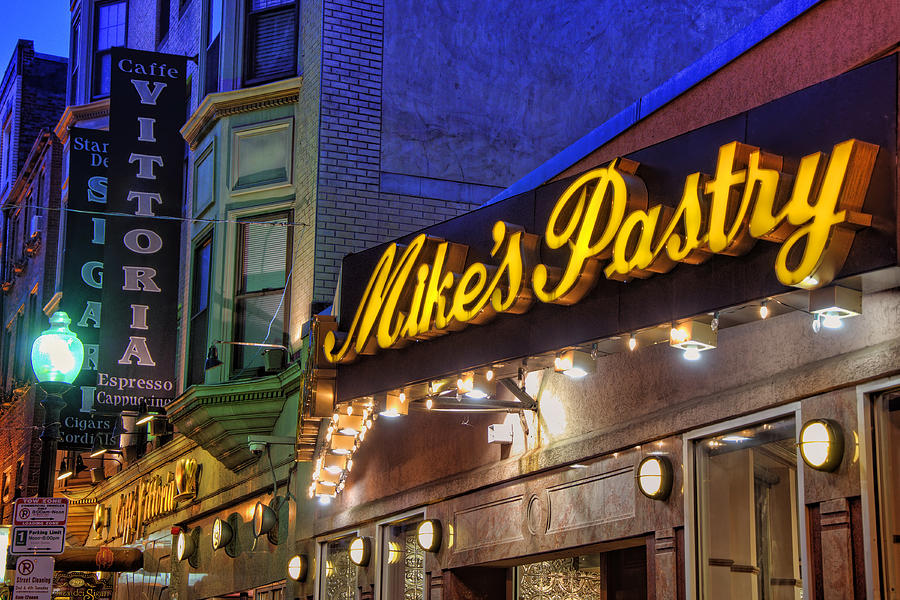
{"left": 325, "top": 139, "right": 878, "bottom": 364}
{"left": 98, "top": 49, "right": 186, "bottom": 408}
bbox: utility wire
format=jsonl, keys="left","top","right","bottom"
{"left": 10, "top": 202, "right": 309, "bottom": 229}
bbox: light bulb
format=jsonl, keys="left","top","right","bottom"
{"left": 426, "top": 398, "right": 433, "bottom": 409}
{"left": 812, "top": 315, "right": 822, "bottom": 333}
{"left": 683, "top": 346, "right": 701, "bottom": 361}
{"left": 822, "top": 313, "right": 842, "bottom": 329}
{"left": 710, "top": 312, "right": 719, "bottom": 332}
{"left": 628, "top": 334, "right": 637, "bottom": 351}
{"left": 759, "top": 301, "right": 769, "bottom": 319}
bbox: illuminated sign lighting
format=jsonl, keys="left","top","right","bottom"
{"left": 325, "top": 140, "right": 878, "bottom": 364}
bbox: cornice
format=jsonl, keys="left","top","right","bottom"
{"left": 54, "top": 99, "right": 110, "bottom": 143}
{"left": 181, "top": 77, "right": 302, "bottom": 150}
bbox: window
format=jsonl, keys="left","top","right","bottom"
{"left": 233, "top": 212, "right": 290, "bottom": 373}
{"left": 516, "top": 546, "right": 647, "bottom": 599}
{"left": 243, "top": 0, "right": 297, "bottom": 86}
{"left": 13, "top": 310, "right": 26, "bottom": 383}
{"left": 1, "top": 116, "right": 12, "bottom": 187}
{"left": 187, "top": 234, "right": 212, "bottom": 385}
{"left": 693, "top": 415, "right": 802, "bottom": 599}
{"left": 70, "top": 18, "right": 80, "bottom": 104}
{"left": 157, "top": 0, "right": 170, "bottom": 44}
{"left": 322, "top": 536, "right": 358, "bottom": 600}
{"left": 204, "top": 0, "right": 222, "bottom": 95}
{"left": 92, "top": 0, "right": 127, "bottom": 98}
{"left": 381, "top": 520, "right": 425, "bottom": 599}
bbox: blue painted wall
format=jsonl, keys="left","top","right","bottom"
{"left": 382, "top": 0, "right": 782, "bottom": 196}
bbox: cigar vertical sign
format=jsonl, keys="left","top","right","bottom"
{"left": 98, "top": 49, "right": 186, "bottom": 410}
{"left": 58, "top": 127, "right": 118, "bottom": 449}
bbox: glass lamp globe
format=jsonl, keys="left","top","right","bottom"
{"left": 31, "top": 311, "right": 84, "bottom": 387}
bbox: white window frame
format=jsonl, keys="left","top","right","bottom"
{"left": 374, "top": 508, "right": 427, "bottom": 599}
{"left": 856, "top": 375, "right": 900, "bottom": 599}
{"left": 315, "top": 529, "right": 361, "bottom": 600}
{"left": 682, "top": 401, "right": 808, "bottom": 600}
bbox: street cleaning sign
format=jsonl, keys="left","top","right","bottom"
{"left": 12, "top": 556, "right": 54, "bottom": 600}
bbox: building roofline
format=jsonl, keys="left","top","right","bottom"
{"left": 483, "top": 0, "right": 823, "bottom": 206}
{"left": 34, "top": 52, "right": 68, "bottom": 64}
{"left": 4, "top": 129, "right": 52, "bottom": 207}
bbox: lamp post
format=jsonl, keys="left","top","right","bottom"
{"left": 31, "top": 311, "right": 84, "bottom": 497}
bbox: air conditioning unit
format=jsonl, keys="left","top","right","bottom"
{"left": 28, "top": 215, "right": 44, "bottom": 239}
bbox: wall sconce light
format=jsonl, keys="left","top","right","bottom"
{"left": 378, "top": 391, "right": 409, "bottom": 417}
{"left": 636, "top": 455, "right": 673, "bottom": 500}
{"left": 349, "top": 536, "right": 371, "bottom": 566}
{"left": 553, "top": 350, "right": 594, "bottom": 378}
{"left": 669, "top": 320, "right": 717, "bottom": 360}
{"left": 135, "top": 401, "right": 164, "bottom": 426}
{"left": 287, "top": 554, "right": 309, "bottom": 582}
{"left": 211, "top": 517, "right": 233, "bottom": 551}
{"left": 456, "top": 372, "right": 495, "bottom": 398}
{"left": 57, "top": 455, "right": 86, "bottom": 481}
{"left": 809, "top": 286, "right": 861, "bottom": 330}
{"left": 252, "top": 501, "right": 277, "bottom": 537}
{"left": 416, "top": 519, "right": 442, "bottom": 553}
{"left": 799, "top": 419, "right": 844, "bottom": 472}
{"left": 176, "top": 528, "right": 199, "bottom": 563}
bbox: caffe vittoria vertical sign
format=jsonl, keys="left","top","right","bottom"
{"left": 97, "top": 48, "right": 186, "bottom": 409}
{"left": 58, "top": 128, "right": 118, "bottom": 449}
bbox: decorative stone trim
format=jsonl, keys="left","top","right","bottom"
{"left": 54, "top": 99, "right": 110, "bottom": 143}
{"left": 181, "top": 77, "right": 302, "bottom": 149}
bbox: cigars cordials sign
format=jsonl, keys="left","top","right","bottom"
{"left": 62, "top": 49, "right": 186, "bottom": 444}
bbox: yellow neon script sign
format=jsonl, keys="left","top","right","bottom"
{"left": 324, "top": 139, "right": 877, "bottom": 363}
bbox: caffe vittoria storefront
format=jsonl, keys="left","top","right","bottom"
{"left": 298, "top": 11, "right": 900, "bottom": 600}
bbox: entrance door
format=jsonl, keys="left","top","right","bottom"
{"left": 874, "top": 390, "right": 900, "bottom": 598}
{"left": 515, "top": 545, "right": 647, "bottom": 599}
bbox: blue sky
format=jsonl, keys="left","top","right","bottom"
{"left": 3, "top": 0, "right": 70, "bottom": 65}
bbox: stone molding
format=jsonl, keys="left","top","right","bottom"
{"left": 54, "top": 99, "right": 110, "bottom": 143}
{"left": 181, "top": 78, "right": 302, "bottom": 149}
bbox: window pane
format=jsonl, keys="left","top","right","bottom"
{"left": 234, "top": 292, "right": 285, "bottom": 370}
{"left": 695, "top": 416, "right": 801, "bottom": 599}
{"left": 192, "top": 238, "right": 211, "bottom": 315}
{"left": 382, "top": 522, "right": 424, "bottom": 599}
{"left": 324, "top": 537, "right": 357, "bottom": 600}
{"left": 251, "top": 0, "right": 292, "bottom": 9}
{"left": 245, "top": 2, "right": 296, "bottom": 83}
{"left": 240, "top": 217, "right": 287, "bottom": 292}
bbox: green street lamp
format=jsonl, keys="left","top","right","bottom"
{"left": 31, "top": 311, "right": 84, "bottom": 496}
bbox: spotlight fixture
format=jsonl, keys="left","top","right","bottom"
{"left": 759, "top": 300, "right": 769, "bottom": 319}
{"left": 456, "top": 372, "right": 496, "bottom": 399}
{"left": 57, "top": 459, "right": 74, "bottom": 481}
{"left": 628, "top": 334, "right": 637, "bottom": 351}
{"left": 204, "top": 345, "right": 223, "bottom": 370}
{"left": 349, "top": 536, "right": 372, "bottom": 566}
{"left": 252, "top": 501, "right": 278, "bottom": 538}
{"left": 287, "top": 554, "right": 309, "bottom": 582}
{"left": 89, "top": 437, "right": 121, "bottom": 458}
{"left": 329, "top": 435, "right": 356, "bottom": 455}
{"left": 176, "top": 528, "right": 198, "bottom": 563}
{"left": 636, "top": 455, "right": 673, "bottom": 500}
{"left": 553, "top": 350, "right": 594, "bottom": 378}
{"left": 416, "top": 519, "right": 442, "bottom": 553}
{"left": 809, "top": 286, "right": 861, "bottom": 330}
{"left": 669, "top": 320, "right": 717, "bottom": 361}
{"left": 135, "top": 401, "right": 163, "bottom": 426}
{"left": 212, "top": 517, "right": 234, "bottom": 552}
{"left": 378, "top": 391, "right": 409, "bottom": 417}
{"left": 799, "top": 419, "right": 844, "bottom": 472}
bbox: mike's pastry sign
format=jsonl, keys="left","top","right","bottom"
{"left": 325, "top": 139, "right": 878, "bottom": 364}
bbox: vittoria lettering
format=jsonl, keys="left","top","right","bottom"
{"left": 325, "top": 139, "right": 878, "bottom": 364}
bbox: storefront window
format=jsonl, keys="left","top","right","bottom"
{"left": 694, "top": 416, "right": 801, "bottom": 599}
{"left": 381, "top": 520, "right": 425, "bottom": 599}
{"left": 515, "top": 546, "right": 646, "bottom": 599}
{"left": 323, "top": 536, "right": 357, "bottom": 600}
{"left": 875, "top": 390, "right": 900, "bottom": 596}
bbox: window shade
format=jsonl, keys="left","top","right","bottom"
{"left": 241, "top": 217, "right": 287, "bottom": 292}
{"left": 246, "top": 3, "right": 296, "bottom": 83}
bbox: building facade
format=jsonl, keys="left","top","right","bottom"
{"left": 305, "top": 1, "right": 900, "bottom": 599}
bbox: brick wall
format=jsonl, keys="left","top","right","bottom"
{"left": 313, "top": 0, "right": 481, "bottom": 307}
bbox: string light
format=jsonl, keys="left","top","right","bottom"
{"left": 628, "top": 334, "right": 637, "bottom": 351}
{"left": 710, "top": 312, "right": 719, "bottom": 332}
{"left": 759, "top": 301, "right": 769, "bottom": 319}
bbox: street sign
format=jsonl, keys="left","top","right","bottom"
{"left": 11, "top": 556, "right": 53, "bottom": 600}
{"left": 10, "top": 528, "right": 65, "bottom": 555}
{"left": 13, "top": 499, "right": 68, "bottom": 527}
